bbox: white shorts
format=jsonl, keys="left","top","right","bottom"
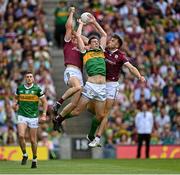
{"left": 17, "top": 115, "right": 39, "bottom": 128}
{"left": 82, "top": 82, "right": 106, "bottom": 101}
{"left": 64, "top": 67, "right": 83, "bottom": 86}
{"left": 106, "top": 82, "right": 119, "bottom": 99}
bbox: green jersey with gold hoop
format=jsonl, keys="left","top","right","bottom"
{"left": 16, "top": 84, "right": 44, "bottom": 118}
{"left": 83, "top": 48, "right": 106, "bottom": 76}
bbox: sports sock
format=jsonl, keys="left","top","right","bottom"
{"left": 32, "top": 155, "right": 37, "bottom": 162}
{"left": 33, "top": 155, "right": 37, "bottom": 159}
{"left": 56, "top": 113, "right": 74, "bottom": 123}
{"left": 88, "top": 117, "right": 101, "bottom": 141}
{"left": 58, "top": 98, "right": 64, "bottom": 105}
{"left": 23, "top": 153, "right": 28, "bottom": 157}
{"left": 55, "top": 115, "right": 65, "bottom": 123}
{"left": 22, "top": 150, "right": 26, "bottom": 154}
{"left": 94, "top": 135, "right": 101, "bottom": 142}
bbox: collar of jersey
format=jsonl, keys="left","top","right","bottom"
{"left": 109, "top": 49, "right": 118, "bottom": 54}
{"left": 24, "top": 84, "right": 34, "bottom": 89}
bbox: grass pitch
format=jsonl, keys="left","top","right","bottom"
{"left": 0, "top": 159, "right": 180, "bottom": 174}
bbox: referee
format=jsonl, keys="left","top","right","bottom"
{"left": 135, "top": 102, "right": 153, "bottom": 158}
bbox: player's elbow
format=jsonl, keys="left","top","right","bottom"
{"left": 65, "top": 24, "right": 72, "bottom": 29}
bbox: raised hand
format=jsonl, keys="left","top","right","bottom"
{"left": 69, "top": 6, "right": 75, "bottom": 13}
{"left": 139, "top": 76, "right": 146, "bottom": 83}
{"left": 39, "top": 113, "right": 47, "bottom": 123}
{"left": 77, "top": 18, "right": 86, "bottom": 25}
{"left": 87, "top": 14, "right": 96, "bottom": 23}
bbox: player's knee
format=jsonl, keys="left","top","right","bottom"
{"left": 18, "top": 134, "right": 25, "bottom": 140}
{"left": 96, "top": 113, "right": 105, "bottom": 121}
{"left": 71, "top": 102, "right": 78, "bottom": 109}
{"left": 72, "top": 108, "right": 81, "bottom": 116}
{"left": 75, "top": 86, "right": 82, "bottom": 91}
{"left": 30, "top": 138, "right": 37, "bottom": 145}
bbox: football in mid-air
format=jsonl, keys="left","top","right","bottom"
{"left": 80, "top": 12, "right": 92, "bottom": 23}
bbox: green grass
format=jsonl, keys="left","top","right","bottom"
{"left": 0, "top": 159, "right": 180, "bottom": 174}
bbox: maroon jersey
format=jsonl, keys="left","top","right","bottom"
{"left": 105, "top": 49, "right": 128, "bottom": 81}
{"left": 63, "top": 40, "right": 83, "bottom": 71}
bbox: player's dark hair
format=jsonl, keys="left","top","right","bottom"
{"left": 112, "top": 34, "right": 123, "bottom": 48}
{"left": 88, "top": 36, "right": 99, "bottom": 44}
{"left": 25, "top": 71, "right": 33, "bottom": 75}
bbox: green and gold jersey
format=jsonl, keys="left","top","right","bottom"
{"left": 83, "top": 48, "right": 106, "bottom": 77}
{"left": 16, "top": 84, "right": 44, "bottom": 118}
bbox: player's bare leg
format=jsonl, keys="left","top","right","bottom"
{"left": 29, "top": 128, "right": 38, "bottom": 168}
{"left": 96, "top": 99, "right": 114, "bottom": 135}
{"left": 86, "top": 101, "right": 99, "bottom": 141}
{"left": 88, "top": 99, "right": 114, "bottom": 147}
{"left": 88, "top": 100, "right": 106, "bottom": 147}
{"left": 53, "top": 77, "right": 82, "bottom": 132}
{"left": 17, "top": 123, "right": 28, "bottom": 165}
{"left": 53, "top": 96, "right": 90, "bottom": 132}
{"left": 60, "top": 85, "right": 82, "bottom": 118}
{"left": 53, "top": 77, "right": 81, "bottom": 115}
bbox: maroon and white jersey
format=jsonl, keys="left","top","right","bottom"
{"left": 105, "top": 49, "right": 129, "bottom": 81}
{"left": 63, "top": 40, "right": 83, "bottom": 71}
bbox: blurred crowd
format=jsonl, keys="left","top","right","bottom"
{"left": 0, "top": 0, "right": 59, "bottom": 158}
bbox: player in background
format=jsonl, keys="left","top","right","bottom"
{"left": 87, "top": 34, "right": 146, "bottom": 147}
{"left": 14, "top": 71, "right": 47, "bottom": 168}
{"left": 52, "top": 7, "right": 87, "bottom": 132}
{"left": 53, "top": 16, "right": 107, "bottom": 139}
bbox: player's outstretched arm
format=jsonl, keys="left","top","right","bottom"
{"left": 88, "top": 14, "right": 107, "bottom": 50}
{"left": 124, "top": 62, "right": 146, "bottom": 82}
{"left": 64, "top": 7, "right": 75, "bottom": 42}
{"left": 39, "top": 96, "right": 48, "bottom": 122}
{"left": 73, "top": 31, "right": 89, "bottom": 45}
{"left": 76, "top": 19, "right": 86, "bottom": 52}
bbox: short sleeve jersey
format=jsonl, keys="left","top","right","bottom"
{"left": 16, "top": 84, "right": 44, "bottom": 118}
{"left": 63, "top": 40, "right": 83, "bottom": 71}
{"left": 105, "top": 49, "right": 128, "bottom": 81}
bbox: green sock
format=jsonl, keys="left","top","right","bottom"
{"left": 88, "top": 116, "right": 101, "bottom": 140}
{"left": 64, "top": 113, "right": 74, "bottom": 120}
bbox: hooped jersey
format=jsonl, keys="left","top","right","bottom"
{"left": 105, "top": 49, "right": 128, "bottom": 81}
{"left": 63, "top": 40, "right": 83, "bottom": 71}
{"left": 16, "top": 84, "right": 44, "bottom": 118}
{"left": 83, "top": 48, "right": 106, "bottom": 77}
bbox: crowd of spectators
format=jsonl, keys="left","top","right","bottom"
{"left": 0, "top": 0, "right": 59, "bottom": 158}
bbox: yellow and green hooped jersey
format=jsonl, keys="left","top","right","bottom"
{"left": 16, "top": 84, "right": 44, "bottom": 118}
{"left": 83, "top": 48, "right": 106, "bottom": 77}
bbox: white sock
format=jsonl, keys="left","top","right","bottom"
{"left": 32, "top": 158, "right": 37, "bottom": 162}
{"left": 95, "top": 136, "right": 100, "bottom": 142}
{"left": 23, "top": 153, "right": 28, "bottom": 157}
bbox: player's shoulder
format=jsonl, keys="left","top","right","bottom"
{"left": 17, "top": 84, "right": 24, "bottom": 89}
{"left": 117, "top": 50, "right": 128, "bottom": 60}
{"left": 33, "top": 84, "right": 42, "bottom": 90}
{"left": 117, "top": 50, "right": 126, "bottom": 56}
